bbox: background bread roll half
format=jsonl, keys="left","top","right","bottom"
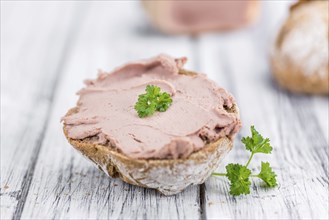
{"left": 271, "top": 0, "right": 329, "bottom": 94}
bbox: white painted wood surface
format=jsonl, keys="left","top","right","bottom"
{"left": 1, "top": 1, "right": 328, "bottom": 220}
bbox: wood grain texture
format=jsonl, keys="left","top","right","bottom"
{"left": 198, "top": 34, "right": 329, "bottom": 219}
{"left": 19, "top": 2, "right": 201, "bottom": 219}
{"left": 198, "top": 2, "right": 328, "bottom": 219}
{"left": 1, "top": 2, "right": 81, "bottom": 219}
{"left": 1, "top": 1, "right": 328, "bottom": 220}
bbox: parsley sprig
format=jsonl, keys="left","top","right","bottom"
{"left": 134, "top": 85, "right": 172, "bottom": 118}
{"left": 212, "top": 126, "right": 278, "bottom": 196}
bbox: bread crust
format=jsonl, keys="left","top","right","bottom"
{"left": 62, "top": 69, "right": 239, "bottom": 195}
{"left": 64, "top": 118, "right": 233, "bottom": 195}
{"left": 271, "top": 0, "right": 329, "bottom": 95}
{"left": 271, "top": 56, "right": 329, "bottom": 95}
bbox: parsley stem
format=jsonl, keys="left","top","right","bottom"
{"left": 250, "top": 174, "right": 259, "bottom": 178}
{"left": 245, "top": 152, "right": 254, "bottom": 167}
{"left": 211, "top": 172, "right": 227, "bottom": 177}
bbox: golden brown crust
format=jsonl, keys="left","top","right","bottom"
{"left": 290, "top": 0, "right": 320, "bottom": 11}
{"left": 271, "top": 57, "right": 329, "bottom": 95}
{"left": 64, "top": 121, "right": 233, "bottom": 195}
{"left": 271, "top": 0, "right": 329, "bottom": 95}
{"left": 62, "top": 69, "right": 239, "bottom": 195}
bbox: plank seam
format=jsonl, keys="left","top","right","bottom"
{"left": 11, "top": 5, "right": 89, "bottom": 220}
{"left": 199, "top": 184, "right": 207, "bottom": 220}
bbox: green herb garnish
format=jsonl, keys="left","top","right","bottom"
{"left": 212, "top": 126, "right": 278, "bottom": 196}
{"left": 134, "top": 85, "right": 172, "bottom": 118}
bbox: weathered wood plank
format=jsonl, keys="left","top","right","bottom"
{"left": 198, "top": 2, "right": 329, "bottom": 218}
{"left": 312, "top": 96, "right": 329, "bottom": 143}
{"left": 0, "top": 2, "right": 81, "bottom": 219}
{"left": 2, "top": 1, "right": 328, "bottom": 219}
{"left": 21, "top": 2, "right": 201, "bottom": 219}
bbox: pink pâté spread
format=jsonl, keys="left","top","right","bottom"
{"left": 62, "top": 55, "right": 241, "bottom": 159}
{"left": 171, "top": 1, "right": 251, "bottom": 30}
{"left": 142, "top": 0, "right": 259, "bottom": 34}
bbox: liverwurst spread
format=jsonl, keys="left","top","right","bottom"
{"left": 171, "top": 1, "right": 251, "bottom": 31}
{"left": 62, "top": 55, "right": 241, "bottom": 159}
{"left": 142, "top": 0, "right": 260, "bottom": 34}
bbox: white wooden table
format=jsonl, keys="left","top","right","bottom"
{"left": 1, "top": 1, "right": 328, "bottom": 219}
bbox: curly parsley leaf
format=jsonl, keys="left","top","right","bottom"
{"left": 156, "top": 92, "right": 172, "bottom": 112}
{"left": 134, "top": 85, "right": 172, "bottom": 118}
{"left": 134, "top": 94, "right": 156, "bottom": 118}
{"left": 241, "top": 126, "right": 272, "bottom": 154}
{"left": 257, "top": 162, "right": 278, "bottom": 187}
{"left": 211, "top": 126, "right": 278, "bottom": 196}
{"left": 226, "top": 164, "right": 251, "bottom": 196}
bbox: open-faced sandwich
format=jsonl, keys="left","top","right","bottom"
{"left": 61, "top": 55, "right": 241, "bottom": 195}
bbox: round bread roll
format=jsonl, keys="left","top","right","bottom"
{"left": 62, "top": 55, "right": 241, "bottom": 195}
{"left": 271, "top": 0, "right": 329, "bottom": 94}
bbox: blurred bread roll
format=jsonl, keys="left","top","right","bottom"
{"left": 271, "top": 0, "right": 329, "bottom": 94}
{"left": 142, "top": 0, "right": 260, "bottom": 34}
